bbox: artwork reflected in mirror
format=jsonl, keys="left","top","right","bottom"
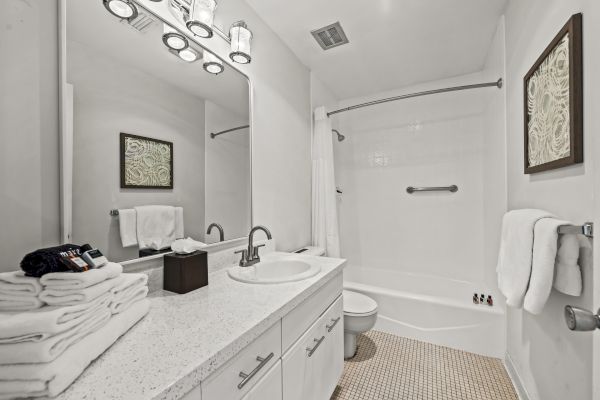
{"left": 66, "top": 0, "right": 251, "bottom": 262}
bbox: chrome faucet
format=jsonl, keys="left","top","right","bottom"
{"left": 235, "top": 225, "right": 272, "bottom": 267}
{"left": 206, "top": 223, "right": 224, "bottom": 242}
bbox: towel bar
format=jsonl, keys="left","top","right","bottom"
{"left": 558, "top": 222, "right": 594, "bottom": 238}
{"left": 406, "top": 185, "right": 458, "bottom": 194}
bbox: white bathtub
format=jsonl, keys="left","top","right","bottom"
{"left": 344, "top": 266, "right": 505, "bottom": 358}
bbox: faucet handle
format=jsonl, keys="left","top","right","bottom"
{"left": 252, "top": 244, "right": 266, "bottom": 258}
{"left": 234, "top": 249, "right": 248, "bottom": 267}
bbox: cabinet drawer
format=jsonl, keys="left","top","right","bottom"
{"left": 241, "top": 360, "right": 282, "bottom": 400}
{"left": 282, "top": 273, "right": 342, "bottom": 351}
{"left": 282, "top": 295, "right": 343, "bottom": 400}
{"left": 202, "top": 321, "right": 282, "bottom": 400}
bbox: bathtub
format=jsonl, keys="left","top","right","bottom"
{"left": 344, "top": 266, "right": 505, "bottom": 358}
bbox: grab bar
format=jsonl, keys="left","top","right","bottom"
{"left": 406, "top": 185, "right": 458, "bottom": 194}
{"left": 558, "top": 222, "right": 594, "bottom": 238}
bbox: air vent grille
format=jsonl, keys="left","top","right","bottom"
{"left": 121, "top": 10, "right": 156, "bottom": 33}
{"left": 311, "top": 22, "right": 349, "bottom": 50}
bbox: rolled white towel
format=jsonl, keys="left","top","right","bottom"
{"left": 40, "top": 262, "right": 122, "bottom": 290}
{"left": 0, "top": 299, "right": 150, "bottom": 399}
{"left": 0, "top": 292, "right": 112, "bottom": 344}
{"left": 0, "top": 307, "right": 111, "bottom": 364}
{"left": 0, "top": 294, "right": 44, "bottom": 312}
{"left": 110, "top": 274, "right": 148, "bottom": 314}
{"left": 553, "top": 234, "right": 586, "bottom": 296}
{"left": 40, "top": 276, "right": 124, "bottom": 306}
{"left": 0, "top": 271, "right": 42, "bottom": 296}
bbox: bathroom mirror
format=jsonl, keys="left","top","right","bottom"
{"left": 63, "top": 0, "right": 251, "bottom": 262}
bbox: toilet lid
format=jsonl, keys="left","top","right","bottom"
{"left": 343, "top": 290, "right": 378, "bottom": 316}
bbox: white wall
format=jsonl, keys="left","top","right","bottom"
{"left": 503, "top": 1, "right": 598, "bottom": 399}
{"left": 140, "top": 0, "right": 313, "bottom": 252}
{"left": 333, "top": 72, "right": 505, "bottom": 289}
{"left": 0, "top": 0, "right": 60, "bottom": 272}
{"left": 68, "top": 41, "right": 206, "bottom": 262}
{"left": 204, "top": 101, "right": 251, "bottom": 244}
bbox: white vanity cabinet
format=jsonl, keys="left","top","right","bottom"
{"left": 195, "top": 273, "right": 344, "bottom": 400}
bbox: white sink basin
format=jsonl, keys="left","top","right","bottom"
{"left": 228, "top": 259, "right": 321, "bottom": 284}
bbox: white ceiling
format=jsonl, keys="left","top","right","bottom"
{"left": 245, "top": 0, "right": 507, "bottom": 100}
{"left": 67, "top": 0, "right": 249, "bottom": 117}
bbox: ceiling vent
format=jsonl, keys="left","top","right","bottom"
{"left": 122, "top": 10, "right": 156, "bottom": 33}
{"left": 311, "top": 22, "right": 349, "bottom": 50}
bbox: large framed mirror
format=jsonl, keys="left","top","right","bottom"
{"left": 61, "top": 0, "right": 252, "bottom": 263}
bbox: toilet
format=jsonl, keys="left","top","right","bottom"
{"left": 343, "top": 290, "right": 378, "bottom": 359}
{"left": 293, "top": 247, "right": 379, "bottom": 359}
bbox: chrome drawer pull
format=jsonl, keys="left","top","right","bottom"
{"left": 306, "top": 336, "right": 325, "bottom": 357}
{"left": 326, "top": 317, "right": 341, "bottom": 332}
{"left": 237, "top": 352, "right": 274, "bottom": 389}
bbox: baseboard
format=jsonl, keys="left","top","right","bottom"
{"left": 503, "top": 353, "right": 531, "bottom": 400}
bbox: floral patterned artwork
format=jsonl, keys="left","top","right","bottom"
{"left": 122, "top": 134, "right": 172, "bottom": 188}
{"left": 526, "top": 34, "right": 571, "bottom": 167}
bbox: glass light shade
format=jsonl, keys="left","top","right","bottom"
{"left": 103, "top": 0, "right": 137, "bottom": 19}
{"left": 202, "top": 51, "right": 224, "bottom": 75}
{"left": 178, "top": 48, "right": 199, "bottom": 62}
{"left": 186, "top": 0, "right": 217, "bottom": 38}
{"left": 229, "top": 21, "right": 252, "bottom": 64}
{"left": 162, "top": 24, "right": 188, "bottom": 51}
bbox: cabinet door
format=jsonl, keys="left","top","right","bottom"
{"left": 242, "top": 361, "right": 282, "bottom": 400}
{"left": 282, "top": 295, "right": 343, "bottom": 400}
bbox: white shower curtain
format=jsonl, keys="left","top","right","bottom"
{"left": 312, "top": 106, "right": 340, "bottom": 257}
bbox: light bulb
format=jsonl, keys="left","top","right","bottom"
{"left": 179, "top": 48, "right": 199, "bottom": 62}
{"left": 229, "top": 21, "right": 252, "bottom": 64}
{"left": 202, "top": 51, "right": 224, "bottom": 74}
{"left": 162, "top": 24, "right": 188, "bottom": 51}
{"left": 103, "top": 0, "right": 137, "bottom": 19}
{"left": 186, "top": 0, "right": 217, "bottom": 38}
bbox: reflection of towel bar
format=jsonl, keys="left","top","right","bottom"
{"left": 110, "top": 209, "right": 119, "bottom": 216}
{"left": 558, "top": 222, "right": 594, "bottom": 238}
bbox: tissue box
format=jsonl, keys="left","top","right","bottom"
{"left": 163, "top": 251, "right": 208, "bottom": 294}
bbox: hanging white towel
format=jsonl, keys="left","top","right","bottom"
{"left": 174, "top": 207, "right": 184, "bottom": 239}
{"left": 109, "top": 273, "right": 148, "bottom": 314}
{"left": 40, "top": 262, "right": 122, "bottom": 290}
{"left": 311, "top": 106, "right": 340, "bottom": 258}
{"left": 497, "top": 209, "right": 554, "bottom": 307}
{"left": 0, "top": 299, "right": 149, "bottom": 399}
{"left": 523, "top": 218, "right": 570, "bottom": 314}
{"left": 39, "top": 276, "right": 124, "bottom": 306}
{"left": 0, "top": 271, "right": 42, "bottom": 296}
{"left": 118, "top": 209, "right": 138, "bottom": 247}
{"left": 0, "top": 308, "right": 111, "bottom": 364}
{"left": 0, "top": 293, "right": 112, "bottom": 344}
{"left": 553, "top": 234, "right": 585, "bottom": 296}
{"left": 135, "top": 205, "right": 176, "bottom": 250}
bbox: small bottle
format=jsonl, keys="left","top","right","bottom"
{"left": 473, "top": 293, "right": 479, "bottom": 304}
{"left": 480, "top": 294, "right": 485, "bottom": 303}
{"left": 487, "top": 295, "right": 493, "bottom": 306}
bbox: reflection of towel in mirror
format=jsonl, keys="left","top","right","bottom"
{"left": 134, "top": 205, "right": 176, "bottom": 250}
{"left": 118, "top": 209, "right": 137, "bottom": 248}
{"left": 0, "top": 293, "right": 112, "bottom": 344}
{"left": 40, "top": 263, "right": 122, "bottom": 290}
{"left": 0, "top": 299, "right": 150, "bottom": 399}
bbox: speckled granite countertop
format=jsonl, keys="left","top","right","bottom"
{"left": 54, "top": 252, "right": 345, "bottom": 400}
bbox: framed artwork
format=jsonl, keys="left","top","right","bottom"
{"left": 524, "top": 13, "right": 583, "bottom": 174}
{"left": 120, "top": 133, "right": 173, "bottom": 189}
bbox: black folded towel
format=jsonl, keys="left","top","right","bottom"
{"left": 20, "top": 244, "right": 82, "bottom": 277}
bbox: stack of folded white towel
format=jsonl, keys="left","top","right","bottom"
{"left": 497, "top": 209, "right": 589, "bottom": 314}
{"left": 0, "top": 263, "right": 150, "bottom": 399}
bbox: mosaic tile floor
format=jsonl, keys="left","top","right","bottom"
{"left": 331, "top": 330, "right": 518, "bottom": 400}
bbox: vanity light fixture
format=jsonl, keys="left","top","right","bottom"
{"left": 162, "top": 24, "right": 188, "bottom": 51}
{"left": 202, "top": 51, "right": 224, "bottom": 74}
{"left": 229, "top": 21, "right": 252, "bottom": 64}
{"left": 178, "top": 47, "right": 200, "bottom": 62}
{"left": 102, "top": 0, "right": 138, "bottom": 20}
{"left": 186, "top": 0, "right": 217, "bottom": 38}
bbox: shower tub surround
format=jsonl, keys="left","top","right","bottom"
{"left": 51, "top": 249, "right": 346, "bottom": 399}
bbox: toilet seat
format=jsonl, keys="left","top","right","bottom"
{"left": 343, "top": 290, "right": 378, "bottom": 317}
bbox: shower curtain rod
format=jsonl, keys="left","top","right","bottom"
{"left": 210, "top": 125, "right": 250, "bottom": 139}
{"left": 327, "top": 78, "right": 503, "bottom": 117}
